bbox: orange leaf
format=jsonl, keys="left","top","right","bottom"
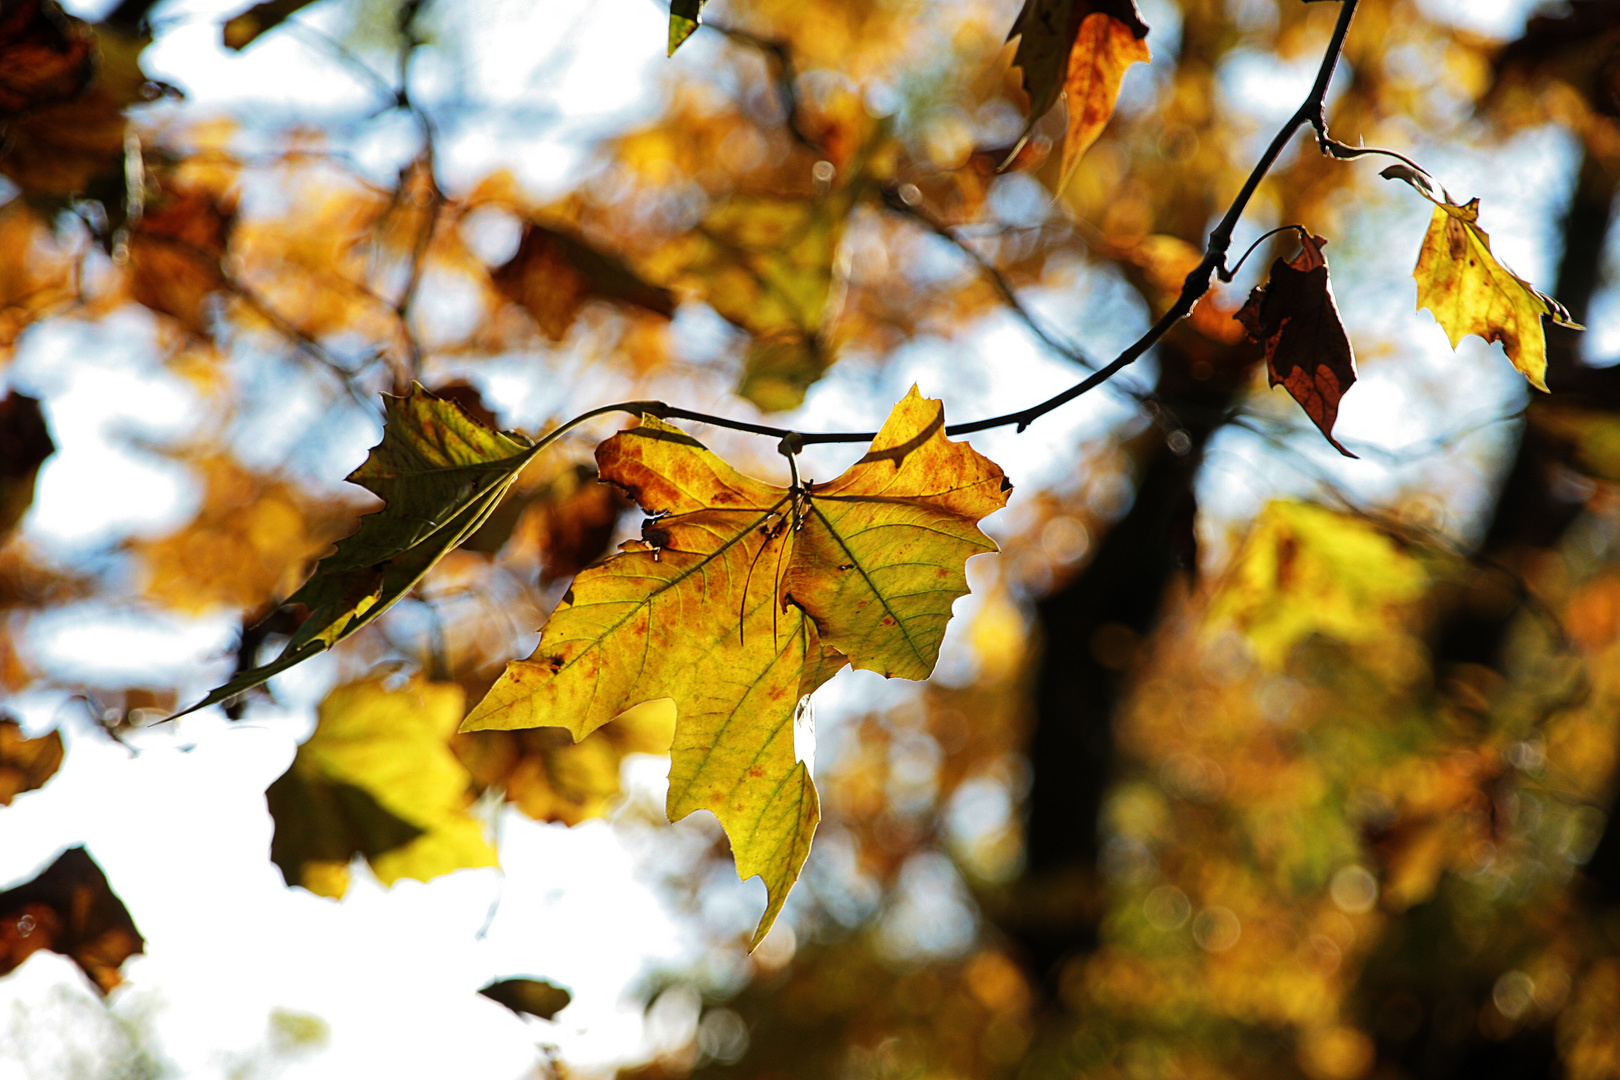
{"left": 1057, "top": 13, "right": 1150, "bottom": 191}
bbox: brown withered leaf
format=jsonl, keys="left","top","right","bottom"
{"left": 0, "top": 390, "right": 55, "bottom": 539}
{"left": 128, "top": 180, "right": 237, "bottom": 337}
{"left": 1237, "top": 232, "right": 1358, "bottom": 458}
{"left": 0, "top": 0, "right": 94, "bottom": 116}
{"left": 492, "top": 223, "right": 675, "bottom": 343}
{"left": 0, "top": 717, "right": 63, "bottom": 805}
{"left": 480, "top": 978, "right": 572, "bottom": 1020}
{"left": 1006, "top": 0, "right": 1149, "bottom": 136}
{"left": 0, "top": 847, "right": 145, "bottom": 994}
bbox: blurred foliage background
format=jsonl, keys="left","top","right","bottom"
{"left": 5, "top": 0, "right": 1620, "bottom": 1077}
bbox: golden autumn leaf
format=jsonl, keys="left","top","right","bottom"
{"left": 174, "top": 385, "right": 538, "bottom": 717}
{"left": 462, "top": 388, "right": 1009, "bottom": 945}
{"left": 267, "top": 677, "right": 497, "bottom": 897}
{"left": 1207, "top": 501, "right": 1428, "bottom": 669}
{"left": 1235, "top": 232, "right": 1358, "bottom": 457}
{"left": 0, "top": 847, "right": 144, "bottom": 994}
{"left": 1382, "top": 165, "right": 1580, "bottom": 391}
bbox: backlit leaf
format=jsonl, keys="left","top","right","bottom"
{"left": 267, "top": 677, "right": 497, "bottom": 897}
{"left": 1006, "top": 0, "right": 1148, "bottom": 171}
{"left": 1207, "top": 501, "right": 1428, "bottom": 669}
{"left": 462, "top": 388, "right": 1008, "bottom": 944}
{"left": 174, "top": 385, "right": 537, "bottom": 717}
{"left": 1383, "top": 165, "right": 1581, "bottom": 391}
{"left": 1055, "top": 13, "right": 1150, "bottom": 192}
{"left": 1236, "top": 232, "right": 1358, "bottom": 457}
{"left": 0, "top": 847, "right": 144, "bottom": 994}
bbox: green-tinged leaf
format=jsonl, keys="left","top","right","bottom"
{"left": 668, "top": 0, "right": 705, "bottom": 56}
{"left": 479, "top": 978, "right": 573, "bottom": 1020}
{"left": 1206, "top": 501, "right": 1428, "bottom": 669}
{"left": 786, "top": 390, "right": 1013, "bottom": 679}
{"left": 1381, "top": 165, "right": 1581, "bottom": 391}
{"left": 267, "top": 677, "right": 497, "bottom": 897}
{"left": 656, "top": 185, "right": 861, "bottom": 411}
{"left": 173, "top": 385, "right": 536, "bottom": 718}
{"left": 462, "top": 388, "right": 1008, "bottom": 945}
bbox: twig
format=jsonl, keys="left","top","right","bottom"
{"left": 601, "top": 0, "right": 1364, "bottom": 446}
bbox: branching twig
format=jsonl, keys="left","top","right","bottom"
{"left": 609, "top": 0, "right": 1364, "bottom": 446}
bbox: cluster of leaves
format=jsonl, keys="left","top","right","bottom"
{"left": 5, "top": 0, "right": 1620, "bottom": 1077}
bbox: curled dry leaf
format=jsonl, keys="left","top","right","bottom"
{"left": 267, "top": 678, "right": 497, "bottom": 898}
{"left": 1382, "top": 164, "right": 1581, "bottom": 391}
{"left": 174, "top": 385, "right": 537, "bottom": 717}
{"left": 1236, "top": 232, "right": 1358, "bottom": 458}
{"left": 0, "top": 847, "right": 144, "bottom": 994}
{"left": 462, "top": 388, "right": 1010, "bottom": 946}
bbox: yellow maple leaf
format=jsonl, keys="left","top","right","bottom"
{"left": 1385, "top": 176, "right": 1580, "bottom": 391}
{"left": 462, "top": 388, "right": 1009, "bottom": 945}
